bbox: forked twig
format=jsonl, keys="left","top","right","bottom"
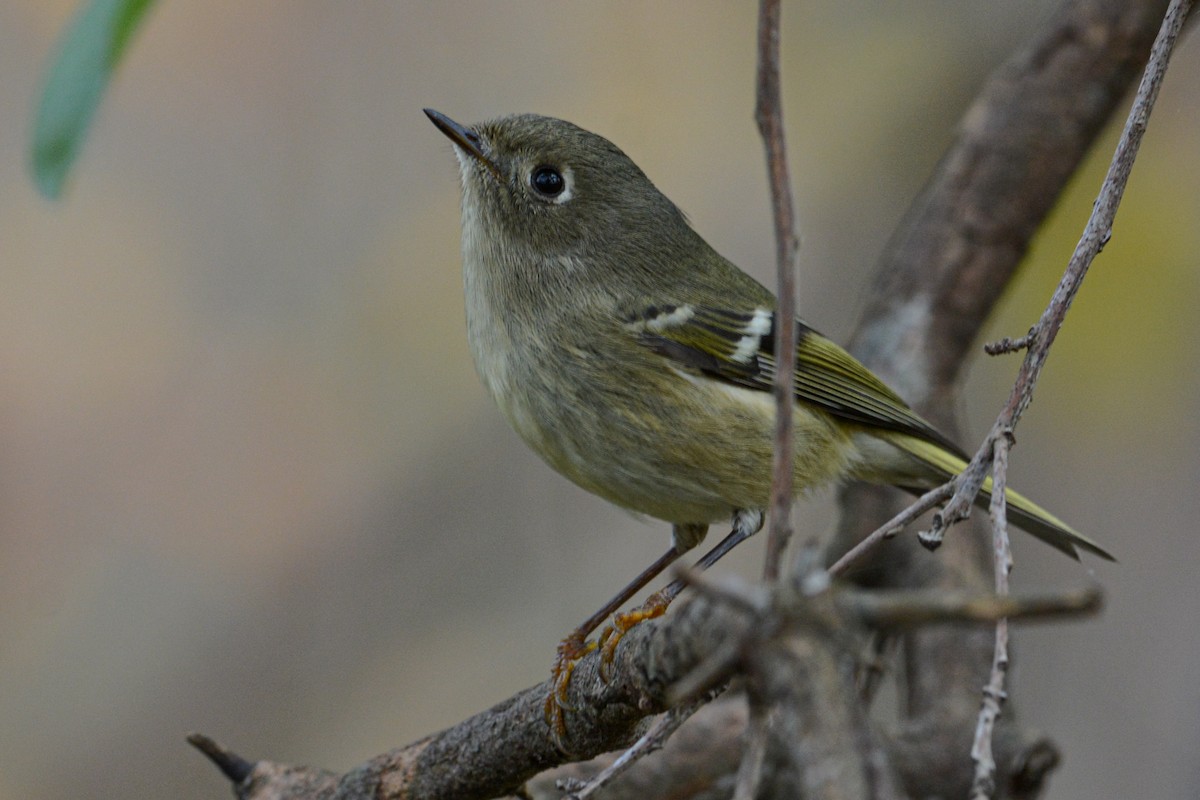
{"left": 962, "top": 1, "right": 1192, "bottom": 792}
{"left": 828, "top": 483, "right": 955, "bottom": 577}
{"left": 924, "top": 0, "right": 1193, "bottom": 551}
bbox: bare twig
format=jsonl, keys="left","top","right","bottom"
{"left": 971, "top": 432, "right": 1014, "bottom": 799}
{"left": 834, "top": 6, "right": 1177, "bottom": 794}
{"left": 528, "top": 697, "right": 750, "bottom": 800}
{"left": 565, "top": 690, "right": 722, "bottom": 799}
{"left": 837, "top": 585, "right": 1101, "bottom": 629}
{"left": 968, "top": 0, "right": 1191, "bottom": 739}
{"left": 755, "top": 0, "right": 800, "bottom": 583}
{"left": 828, "top": 483, "right": 955, "bottom": 577}
{"left": 924, "top": 0, "right": 1193, "bottom": 549}
{"left": 983, "top": 329, "right": 1035, "bottom": 356}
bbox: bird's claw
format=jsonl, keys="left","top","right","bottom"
{"left": 543, "top": 590, "right": 674, "bottom": 751}
{"left": 598, "top": 591, "right": 671, "bottom": 683}
{"left": 544, "top": 634, "right": 596, "bottom": 752}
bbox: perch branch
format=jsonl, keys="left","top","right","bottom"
{"left": 190, "top": 579, "right": 1100, "bottom": 800}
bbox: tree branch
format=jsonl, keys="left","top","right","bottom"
{"left": 190, "top": 577, "right": 1100, "bottom": 800}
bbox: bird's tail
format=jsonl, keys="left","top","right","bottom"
{"left": 881, "top": 433, "right": 1115, "bottom": 562}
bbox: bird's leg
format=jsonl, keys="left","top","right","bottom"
{"left": 545, "top": 542, "right": 687, "bottom": 748}
{"left": 598, "top": 510, "right": 764, "bottom": 678}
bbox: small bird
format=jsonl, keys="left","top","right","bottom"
{"left": 425, "top": 109, "right": 1113, "bottom": 741}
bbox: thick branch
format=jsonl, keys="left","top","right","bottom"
{"left": 190, "top": 579, "right": 1099, "bottom": 800}
{"left": 845, "top": 0, "right": 1176, "bottom": 407}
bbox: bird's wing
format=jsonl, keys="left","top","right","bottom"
{"left": 626, "top": 303, "right": 966, "bottom": 457}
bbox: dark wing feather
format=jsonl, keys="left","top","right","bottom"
{"left": 628, "top": 304, "right": 966, "bottom": 458}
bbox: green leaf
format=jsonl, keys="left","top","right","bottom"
{"left": 30, "top": 0, "right": 157, "bottom": 199}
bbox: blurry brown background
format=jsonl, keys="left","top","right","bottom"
{"left": 1, "top": 3, "right": 1197, "bottom": 798}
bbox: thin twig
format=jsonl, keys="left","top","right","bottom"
{"left": 983, "top": 329, "right": 1035, "bottom": 356}
{"left": 827, "top": 483, "right": 955, "bottom": 576}
{"left": 837, "top": 585, "right": 1101, "bottom": 628}
{"left": 923, "top": 0, "right": 1193, "bottom": 549}
{"left": 970, "top": 432, "right": 1014, "bottom": 798}
{"left": 565, "top": 690, "right": 723, "bottom": 799}
{"left": 755, "top": 0, "right": 800, "bottom": 583}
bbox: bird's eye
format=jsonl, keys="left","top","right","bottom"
{"left": 530, "top": 166, "right": 565, "bottom": 197}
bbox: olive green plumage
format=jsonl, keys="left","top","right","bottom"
{"left": 427, "top": 109, "right": 1113, "bottom": 562}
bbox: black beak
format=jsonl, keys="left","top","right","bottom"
{"left": 424, "top": 109, "right": 501, "bottom": 178}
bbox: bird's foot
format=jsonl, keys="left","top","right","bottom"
{"left": 597, "top": 588, "right": 672, "bottom": 682}
{"left": 544, "top": 632, "right": 596, "bottom": 752}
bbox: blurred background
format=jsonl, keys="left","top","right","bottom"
{"left": 1, "top": 2, "right": 1197, "bottom": 798}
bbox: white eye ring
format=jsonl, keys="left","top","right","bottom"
{"left": 528, "top": 165, "right": 573, "bottom": 204}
